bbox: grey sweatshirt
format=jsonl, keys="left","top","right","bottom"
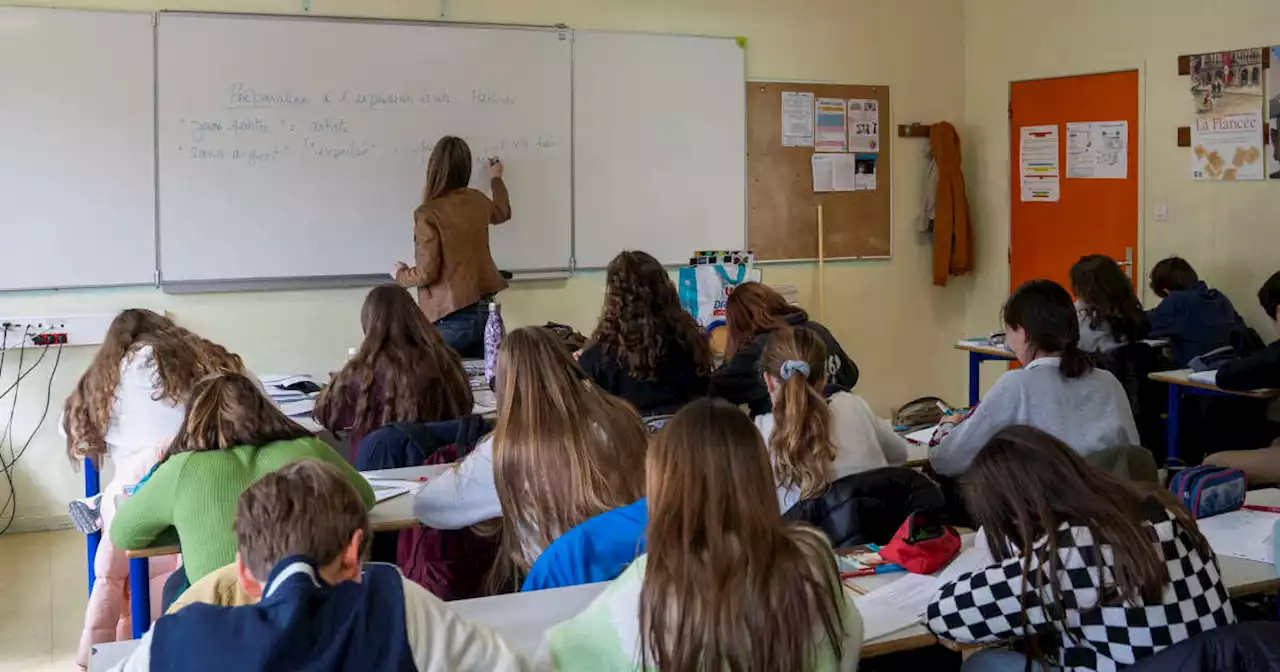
{"left": 929, "top": 357, "right": 1139, "bottom": 476}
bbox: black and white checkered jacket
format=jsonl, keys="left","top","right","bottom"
{"left": 926, "top": 501, "right": 1236, "bottom": 671}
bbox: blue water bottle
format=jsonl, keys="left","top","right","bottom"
{"left": 483, "top": 301, "right": 505, "bottom": 386}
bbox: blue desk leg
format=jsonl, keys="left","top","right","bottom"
{"left": 84, "top": 459, "right": 101, "bottom": 596}
{"left": 129, "top": 557, "right": 152, "bottom": 638}
{"left": 1166, "top": 384, "right": 1181, "bottom": 466}
{"left": 968, "top": 352, "right": 981, "bottom": 408}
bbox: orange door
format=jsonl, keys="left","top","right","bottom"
{"left": 1009, "top": 71, "right": 1140, "bottom": 294}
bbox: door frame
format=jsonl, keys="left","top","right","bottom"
{"left": 1006, "top": 64, "right": 1148, "bottom": 295}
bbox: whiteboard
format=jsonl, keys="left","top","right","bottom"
{"left": 573, "top": 31, "right": 746, "bottom": 268}
{"left": 157, "top": 14, "right": 572, "bottom": 284}
{"left": 0, "top": 8, "right": 156, "bottom": 291}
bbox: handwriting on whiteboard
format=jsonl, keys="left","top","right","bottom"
{"left": 172, "top": 82, "right": 554, "bottom": 168}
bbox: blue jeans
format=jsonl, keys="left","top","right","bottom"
{"left": 435, "top": 303, "right": 488, "bottom": 359}
{"left": 962, "top": 650, "right": 1049, "bottom": 672}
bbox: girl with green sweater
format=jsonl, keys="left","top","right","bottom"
{"left": 109, "top": 373, "right": 374, "bottom": 602}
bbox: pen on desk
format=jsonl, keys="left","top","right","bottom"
{"left": 840, "top": 565, "right": 908, "bottom": 580}
{"left": 1243, "top": 505, "right": 1280, "bottom": 514}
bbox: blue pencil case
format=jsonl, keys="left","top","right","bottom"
{"left": 1169, "top": 465, "right": 1247, "bottom": 519}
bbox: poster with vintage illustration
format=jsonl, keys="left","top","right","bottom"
{"left": 1188, "top": 48, "right": 1265, "bottom": 180}
{"left": 1268, "top": 46, "right": 1280, "bottom": 179}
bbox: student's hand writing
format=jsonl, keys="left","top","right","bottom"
{"left": 487, "top": 158, "right": 504, "bottom": 180}
{"left": 391, "top": 261, "right": 408, "bottom": 280}
{"left": 940, "top": 413, "right": 963, "bottom": 425}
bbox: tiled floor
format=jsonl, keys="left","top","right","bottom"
{"left": 0, "top": 529, "right": 87, "bottom": 671}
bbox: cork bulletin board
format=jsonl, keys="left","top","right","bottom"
{"left": 747, "top": 82, "right": 892, "bottom": 261}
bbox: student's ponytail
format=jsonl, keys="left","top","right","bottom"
{"left": 1058, "top": 342, "right": 1092, "bottom": 379}
{"left": 761, "top": 328, "right": 837, "bottom": 500}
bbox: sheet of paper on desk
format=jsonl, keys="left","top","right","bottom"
{"left": 1188, "top": 370, "right": 1218, "bottom": 386}
{"left": 853, "top": 596, "right": 921, "bottom": 641}
{"left": 364, "top": 479, "right": 422, "bottom": 503}
{"left": 857, "top": 572, "right": 939, "bottom": 619}
{"left": 1197, "top": 509, "right": 1278, "bottom": 563}
{"left": 904, "top": 425, "right": 938, "bottom": 446}
{"left": 278, "top": 398, "right": 317, "bottom": 418}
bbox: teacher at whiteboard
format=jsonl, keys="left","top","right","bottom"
{"left": 393, "top": 136, "right": 512, "bottom": 358}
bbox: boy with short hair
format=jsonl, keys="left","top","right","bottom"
{"left": 110, "top": 459, "right": 527, "bottom": 672}
{"left": 1146, "top": 256, "right": 1248, "bottom": 366}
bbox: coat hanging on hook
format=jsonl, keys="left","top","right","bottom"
{"left": 929, "top": 122, "right": 973, "bottom": 286}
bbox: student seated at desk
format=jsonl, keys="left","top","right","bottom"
{"left": 929, "top": 280, "right": 1138, "bottom": 477}
{"left": 315, "top": 284, "right": 473, "bottom": 457}
{"left": 62, "top": 309, "right": 244, "bottom": 669}
{"left": 541, "top": 398, "right": 862, "bottom": 671}
{"left": 1146, "top": 256, "right": 1250, "bottom": 367}
{"left": 755, "top": 327, "right": 908, "bottom": 512}
{"left": 107, "top": 460, "right": 526, "bottom": 672}
{"left": 1203, "top": 271, "right": 1280, "bottom": 482}
{"left": 927, "top": 426, "right": 1235, "bottom": 672}
{"left": 577, "top": 250, "right": 712, "bottom": 416}
{"left": 110, "top": 373, "right": 375, "bottom": 604}
{"left": 415, "top": 326, "right": 648, "bottom": 575}
{"left": 1070, "top": 254, "right": 1148, "bottom": 353}
{"left": 710, "top": 282, "right": 859, "bottom": 416}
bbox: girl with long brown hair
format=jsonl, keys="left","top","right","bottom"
{"left": 710, "top": 282, "right": 859, "bottom": 416}
{"left": 414, "top": 326, "right": 647, "bottom": 573}
{"left": 542, "top": 398, "right": 862, "bottom": 671}
{"left": 111, "top": 373, "right": 374, "bottom": 605}
{"left": 393, "top": 136, "right": 511, "bottom": 357}
{"left": 928, "top": 425, "right": 1234, "bottom": 671}
{"left": 578, "top": 250, "right": 712, "bottom": 416}
{"left": 63, "top": 309, "right": 244, "bottom": 668}
{"left": 758, "top": 327, "right": 908, "bottom": 512}
{"left": 315, "top": 284, "right": 473, "bottom": 455}
{"left": 1069, "top": 254, "right": 1148, "bottom": 353}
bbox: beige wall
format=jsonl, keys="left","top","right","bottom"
{"left": 962, "top": 0, "right": 1280, "bottom": 397}
{"left": 0, "top": 0, "right": 970, "bottom": 530}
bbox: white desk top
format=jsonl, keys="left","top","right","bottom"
{"left": 95, "top": 491, "right": 1280, "bottom": 669}
{"left": 954, "top": 339, "right": 1017, "bottom": 359}
{"left": 366, "top": 465, "right": 450, "bottom": 531}
{"left": 1148, "top": 368, "right": 1280, "bottom": 398}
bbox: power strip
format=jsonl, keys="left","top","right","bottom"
{"left": 0, "top": 314, "right": 115, "bottom": 350}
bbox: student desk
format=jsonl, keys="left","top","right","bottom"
{"left": 954, "top": 339, "right": 1016, "bottom": 407}
{"left": 1147, "top": 369, "right": 1279, "bottom": 464}
{"left": 92, "top": 505, "right": 1280, "bottom": 671}
{"left": 121, "top": 464, "right": 448, "bottom": 638}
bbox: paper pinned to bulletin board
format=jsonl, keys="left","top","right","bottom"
{"left": 1188, "top": 48, "right": 1265, "bottom": 181}
{"left": 847, "top": 99, "right": 880, "bottom": 152}
{"left": 1268, "top": 46, "right": 1280, "bottom": 179}
{"left": 815, "top": 97, "right": 848, "bottom": 152}
{"left": 1019, "top": 124, "right": 1060, "bottom": 202}
{"left": 781, "top": 91, "right": 815, "bottom": 147}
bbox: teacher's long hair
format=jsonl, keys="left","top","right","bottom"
{"left": 422, "top": 136, "right": 473, "bottom": 203}
{"left": 490, "top": 327, "right": 647, "bottom": 580}
{"left": 641, "top": 398, "right": 847, "bottom": 671}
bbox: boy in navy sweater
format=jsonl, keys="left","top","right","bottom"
{"left": 109, "top": 459, "right": 526, "bottom": 672}
{"left": 1146, "top": 256, "right": 1249, "bottom": 366}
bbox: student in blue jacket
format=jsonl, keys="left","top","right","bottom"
{"left": 1146, "top": 256, "right": 1248, "bottom": 366}
{"left": 108, "top": 460, "right": 526, "bottom": 672}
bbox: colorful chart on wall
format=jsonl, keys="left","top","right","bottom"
{"left": 1188, "top": 48, "right": 1266, "bottom": 181}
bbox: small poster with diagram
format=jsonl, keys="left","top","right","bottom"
{"left": 1188, "top": 48, "right": 1266, "bottom": 181}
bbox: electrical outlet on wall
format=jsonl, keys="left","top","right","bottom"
{"left": 0, "top": 315, "right": 117, "bottom": 350}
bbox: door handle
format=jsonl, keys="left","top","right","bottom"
{"left": 1117, "top": 246, "right": 1135, "bottom": 286}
